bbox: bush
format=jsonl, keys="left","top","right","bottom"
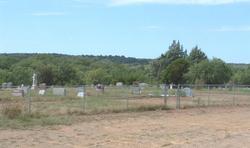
{"left": 2, "top": 103, "right": 23, "bottom": 119}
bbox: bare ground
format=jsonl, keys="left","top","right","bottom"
{"left": 1, "top": 106, "right": 250, "bottom": 148}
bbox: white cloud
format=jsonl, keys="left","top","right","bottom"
{"left": 213, "top": 26, "right": 250, "bottom": 32}
{"left": 110, "top": 0, "right": 250, "bottom": 6}
{"left": 32, "top": 12, "right": 66, "bottom": 16}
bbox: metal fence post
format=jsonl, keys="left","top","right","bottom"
{"left": 176, "top": 84, "right": 180, "bottom": 109}
{"left": 83, "top": 85, "right": 86, "bottom": 113}
{"left": 164, "top": 84, "right": 167, "bottom": 107}
{"left": 126, "top": 94, "right": 129, "bottom": 110}
{"left": 124, "top": 86, "right": 129, "bottom": 110}
{"left": 27, "top": 88, "right": 31, "bottom": 114}
{"left": 207, "top": 85, "right": 210, "bottom": 106}
{"left": 233, "top": 84, "right": 236, "bottom": 106}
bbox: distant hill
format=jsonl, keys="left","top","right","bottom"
{"left": 228, "top": 63, "right": 250, "bottom": 69}
{"left": 0, "top": 53, "right": 152, "bottom": 85}
{"left": 81, "top": 55, "right": 151, "bottom": 65}
{"left": 0, "top": 53, "right": 152, "bottom": 65}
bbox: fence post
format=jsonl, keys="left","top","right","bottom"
{"left": 126, "top": 94, "right": 129, "bottom": 110}
{"left": 124, "top": 86, "right": 129, "bottom": 110}
{"left": 83, "top": 85, "right": 86, "bottom": 113}
{"left": 176, "top": 84, "right": 180, "bottom": 109}
{"left": 233, "top": 84, "right": 236, "bottom": 106}
{"left": 27, "top": 87, "right": 31, "bottom": 114}
{"left": 164, "top": 84, "right": 167, "bottom": 107}
{"left": 207, "top": 85, "right": 210, "bottom": 106}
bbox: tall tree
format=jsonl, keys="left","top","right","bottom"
{"left": 152, "top": 40, "right": 187, "bottom": 83}
{"left": 185, "top": 58, "right": 232, "bottom": 84}
{"left": 188, "top": 46, "right": 208, "bottom": 64}
{"left": 162, "top": 59, "right": 190, "bottom": 84}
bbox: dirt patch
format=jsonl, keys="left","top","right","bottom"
{"left": 1, "top": 106, "right": 250, "bottom": 148}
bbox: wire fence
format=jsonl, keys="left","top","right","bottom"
{"left": 1, "top": 84, "right": 250, "bottom": 116}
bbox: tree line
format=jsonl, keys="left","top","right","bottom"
{"left": 0, "top": 41, "right": 249, "bottom": 86}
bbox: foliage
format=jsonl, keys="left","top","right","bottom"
{"left": 188, "top": 46, "right": 208, "bottom": 64}
{"left": 232, "top": 67, "right": 250, "bottom": 84}
{"left": 0, "top": 54, "right": 151, "bottom": 85}
{"left": 185, "top": 58, "right": 232, "bottom": 84}
{"left": 162, "top": 59, "right": 190, "bottom": 84}
{"left": 151, "top": 40, "right": 187, "bottom": 82}
{"left": 0, "top": 40, "right": 245, "bottom": 85}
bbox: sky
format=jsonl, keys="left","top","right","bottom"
{"left": 0, "top": 0, "right": 250, "bottom": 63}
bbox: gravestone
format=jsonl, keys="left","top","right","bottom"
{"left": 116, "top": 82, "right": 123, "bottom": 87}
{"left": 139, "top": 83, "right": 148, "bottom": 87}
{"left": 39, "top": 90, "right": 46, "bottom": 95}
{"left": 39, "top": 83, "right": 47, "bottom": 90}
{"left": 12, "top": 89, "right": 24, "bottom": 97}
{"left": 159, "top": 84, "right": 164, "bottom": 90}
{"left": 31, "top": 73, "right": 37, "bottom": 90}
{"left": 2, "top": 83, "right": 7, "bottom": 89}
{"left": 38, "top": 83, "right": 46, "bottom": 95}
{"left": 170, "top": 84, "right": 173, "bottom": 90}
{"left": 77, "top": 92, "right": 85, "bottom": 98}
{"left": 183, "top": 87, "right": 193, "bottom": 97}
{"left": 76, "top": 86, "right": 85, "bottom": 98}
{"left": 7, "top": 82, "right": 13, "bottom": 88}
{"left": 132, "top": 86, "right": 141, "bottom": 95}
{"left": 21, "top": 86, "right": 30, "bottom": 94}
{"left": 53, "top": 88, "right": 66, "bottom": 96}
{"left": 96, "top": 84, "right": 104, "bottom": 93}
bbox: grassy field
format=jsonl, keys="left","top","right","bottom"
{"left": 1, "top": 85, "right": 250, "bottom": 128}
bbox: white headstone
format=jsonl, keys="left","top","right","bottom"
{"left": 22, "top": 86, "right": 30, "bottom": 94}
{"left": 132, "top": 87, "right": 141, "bottom": 95}
{"left": 2, "top": 83, "right": 7, "bottom": 89}
{"left": 116, "top": 82, "right": 123, "bottom": 87}
{"left": 12, "top": 89, "right": 24, "bottom": 97}
{"left": 53, "top": 88, "right": 66, "bottom": 96}
{"left": 31, "top": 73, "right": 37, "bottom": 90}
{"left": 170, "top": 84, "right": 173, "bottom": 90}
{"left": 7, "top": 82, "right": 12, "bottom": 88}
{"left": 77, "top": 92, "right": 85, "bottom": 98}
{"left": 183, "top": 87, "right": 193, "bottom": 97}
{"left": 39, "top": 90, "right": 46, "bottom": 95}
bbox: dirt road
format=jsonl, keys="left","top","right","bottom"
{"left": 1, "top": 106, "right": 250, "bottom": 148}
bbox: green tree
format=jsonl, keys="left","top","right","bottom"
{"left": 0, "top": 69, "right": 10, "bottom": 83}
{"left": 232, "top": 67, "right": 250, "bottom": 84}
{"left": 9, "top": 66, "right": 33, "bottom": 85}
{"left": 185, "top": 58, "right": 232, "bottom": 84}
{"left": 162, "top": 59, "right": 190, "bottom": 84}
{"left": 152, "top": 40, "right": 187, "bottom": 83}
{"left": 188, "top": 46, "right": 208, "bottom": 64}
{"left": 85, "top": 68, "right": 111, "bottom": 85}
{"left": 37, "top": 65, "right": 57, "bottom": 85}
{"left": 55, "top": 63, "right": 78, "bottom": 85}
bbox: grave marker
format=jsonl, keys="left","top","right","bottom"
{"left": 116, "top": 82, "right": 123, "bottom": 87}
{"left": 2, "top": 83, "right": 7, "bottom": 89}
{"left": 183, "top": 87, "right": 193, "bottom": 97}
{"left": 76, "top": 86, "right": 85, "bottom": 98}
{"left": 39, "top": 90, "right": 46, "bottom": 95}
{"left": 53, "top": 87, "right": 66, "bottom": 96}
{"left": 7, "top": 82, "right": 12, "bottom": 88}
{"left": 12, "top": 89, "right": 24, "bottom": 97}
{"left": 132, "top": 86, "right": 141, "bottom": 95}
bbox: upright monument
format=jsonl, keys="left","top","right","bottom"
{"left": 31, "top": 73, "right": 37, "bottom": 90}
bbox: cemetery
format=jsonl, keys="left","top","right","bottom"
{"left": 1, "top": 75, "right": 250, "bottom": 117}
{"left": 1, "top": 69, "right": 250, "bottom": 148}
